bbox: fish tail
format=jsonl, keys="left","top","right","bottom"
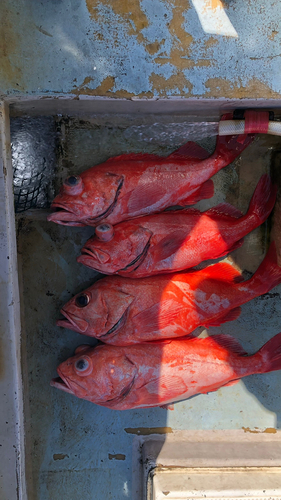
{"left": 255, "top": 332, "right": 281, "bottom": 374}
{"left": 245, "top": 241, "right": 281, "bottom": 294}
{"left": 213, "top": 114, "right": 255, "bottom": 167}
{"left": 247, "top": 174, "right": 277, "bottom": 224}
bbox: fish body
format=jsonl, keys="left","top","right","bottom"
{"left": 47, "top": 126, "right": 254, "bottom": 227}
{"left": 51, "top": 333, "right": 281, "bottom": 410}
{"left": 78, "top": 174, "right": 276, "bottom": 277}
{"left": 58, "top": 242, "right": 281, "bottom": 344}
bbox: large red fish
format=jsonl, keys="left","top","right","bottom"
{"left": 47, "top": 121, "right": 254, "bottom": 227}
{"left": 57, "top": 242, "right": 281, "bottom": 345}
{"left": 50, "top": 333, "right": 281, "bottom": 410}
{"left": 78, "top": 174, "right": 276, "bottom": 277}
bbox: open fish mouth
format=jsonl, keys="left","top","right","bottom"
{"left": 57, "top": 309, "right": 88, "bottom": 333}
{"left": 77, "top": 247, "right": 111, "bottom": 271}
{"left": 47, "top": 204, "right": 86, "bottom": 226}
{"left": 50, "top": 376, "right": 74, "bottom": 395}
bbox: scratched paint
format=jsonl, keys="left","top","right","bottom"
{"left": 1, "top": 0, "right": 281, "bottom": 97}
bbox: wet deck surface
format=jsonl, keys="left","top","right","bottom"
{"left": 16, "top": 117, "right": 281, "bottom": 499}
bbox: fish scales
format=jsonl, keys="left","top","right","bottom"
{"left": 48, "top": 123, "right": 254, "bottom": 227}
{"left": 78, "top": 174, "right": 276, "bottom": 277}
{"left": 51, "top": 333, "right": 281, "bottom": 410}
{"left": 57, "top": 242, "right": 281, "bottom": 345}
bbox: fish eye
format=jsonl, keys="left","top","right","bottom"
{"left": 75, "top": 358, "right": 89, "bottom": 371}
{"left": 75, "top": 293, "right": 90, "bottom": 307}
{"left": 64, "top": 175, "right": 80, "bottom": 186}
{"left": 74, "top": 355, "right": 93, "bottom": 376}
{"left": 96, "top": 223, "right": 114, "bottom": 242}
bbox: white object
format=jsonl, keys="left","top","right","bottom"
{"left": 219, "top": 119, "right": 281, "bottom": 136}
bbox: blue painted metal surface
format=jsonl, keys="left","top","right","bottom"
{"left": 1, "top": 0, "right": 281, "bottom": 97}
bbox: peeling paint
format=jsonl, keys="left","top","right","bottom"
{"left": 204, "top": 77, "right": 281, "bottom": 98}
{"left": 124, "top": 427, "right": 173, "bottom": 435}
{"left": 150, "top": 72, "right": 193, "bottom": 96}
{"left": 108, "top": 453, "right": 126, "bottom": 460}
{"left": 53, "top": 453, "right": 69, "bottom": 460}
{"left": 242, "top": 427, "right": 277, "bottom": 434}
{"left": 2, "top": 1, "right": 281, "bottom": 106}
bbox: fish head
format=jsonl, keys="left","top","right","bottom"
{"left": 78, "top": 223, "right": 152, "bottom": 273}
{"left": 47, "top": 171, "right": 124, "bottom": 226}
{"left": 51, "top": 344, "right": 137, "bottom": 404}
{"left": 57, "top": 280, "right": 135, "bottom": 338}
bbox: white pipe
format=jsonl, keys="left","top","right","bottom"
{"left": 218, "top": 119, "right": 281, "bottom": 136}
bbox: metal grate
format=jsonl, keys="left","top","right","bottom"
{"left": 11, "top": 116, "right": 57, "bottom": 213}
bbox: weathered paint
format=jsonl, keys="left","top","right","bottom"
{"left": 1, "top": 0, "right": 281, "bottom": 98}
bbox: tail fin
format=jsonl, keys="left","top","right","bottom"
{"left": 213, "top": 114, "right": 255, "bottom": 165}
{"left": 246, "top": 241, "right": 281, "bottom": 295}
{"left": 256, "top": 332, "right": 281, "bottom": 373}
{"left": 247, "top": 174, "right": 277, "bottom": 224}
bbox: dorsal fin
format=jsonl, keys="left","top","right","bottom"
{"left": 206, "top": 334, "right": 248, "bottom": 356}
{"left": 168, "top": 141, "right": 210, "bottom": 160}
{"left": 196, "top": 262, "right": 243, "bottom": 283}
{"left": 205, "top": 203, "right": 243, "bottom": 219}
{"left": 106, "top": 152, "right": 161, "bottom": 163}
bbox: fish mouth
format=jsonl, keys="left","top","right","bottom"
{"left": 57, "top": 309, "right": 89, "bottom": 334}
{"left": 50, "top": 375, "right": 74, "bottom": 395}
{"left": 47, "top": 204, "right": 86, "bottom": 226}
{"left": 77, "top": 247, "right": 111, "bottom": 271}
{"left": 80, "top": 246, "right": 110, "bottom": 264}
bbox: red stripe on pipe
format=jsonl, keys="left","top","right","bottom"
{"left": 244, "top": 110, "right": 269, "bottom": 134}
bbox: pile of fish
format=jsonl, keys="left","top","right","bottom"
{"left": 48, "top": 117, "right": 281, "bottom": 410}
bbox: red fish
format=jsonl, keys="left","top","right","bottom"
{"left": 50, "top": 332, "right": 281, "bottom": 410}
{"left": 78, "top": 174, "right": 276, "bottom": 277}
{"left": 57, "top": 242, "right": 281, "bottom": 345}
{"left": 47, "top": 121, "right": 254, "bottom": 227}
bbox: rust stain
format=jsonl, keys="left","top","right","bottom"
{"left": 124, "top": 427, "right": 173, "bottom": 435}
{"left": 150, "top": 73, "right": 193, "bottom": 96}
{"left": 53, "top": 453, "right": 69, "bottom": 460}
{"left": 146, "top": 40, "right": 165, "bottom": 56}
{"left": 269, "top": 30, "right": 278, "bottom": 40}
{"left": 242, "top": 427, "right": 277, "bottom": 434}
{"left": 203, "top": 0, "right": 225, "bottom": 13}
{"left": 242, "top": 427, "right": 260, "bottom": 434}
{"left": 196, "top": 59, "right": 212, "bottom": 67}
{"left": 204, "top": 37, "right": 219, "bottom": 48}
{"left": 86, "top": 0, "right": 149, "bottom": 45}
{"left": 72, "top": 75, "right": 134, "bottom": 98}
{"left": 0, "top": 7, "right": 23, "bottom": 90}
{"left": 204, "top": 77, "right": 281, "bottom": 98}
{"left": 158, "top": 0, "right": 193, "bottom": 70}
{"left": 108, "top": 453, "right": 126, "bottom": 460}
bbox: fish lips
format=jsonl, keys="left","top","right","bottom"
{"left": 47, "top": 204, "right": 86, "bottom": 226}
{"left": 57, "top": 309, "right": 89, "bottom": 334}
{"left": 77, "top": 247, "right": 112, "bottom": 272}
{"left": 51, "top": 368, "right": 88, "bottom": 398}
{"left": 50, "top": 375, "right": 74, "bottom": 395}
